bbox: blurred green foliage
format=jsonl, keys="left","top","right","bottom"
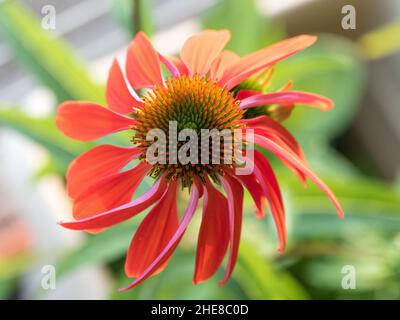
{"left": 0, "top": 0, "right": 400, "bottom": 300}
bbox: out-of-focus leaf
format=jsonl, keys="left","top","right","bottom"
{"left": 109, "top": 0, "right": 154, "bottom": 37}
{"left": 273, "top": 34, "right": 366, "bottom": 141}
{"left": 233, "top": 240, "right": 309, "bottom": 299}
{"left": 202, "top": 0, "right": 285, "bottom": 55}
{"left": 0, "top": 108, "right": 93, "bottom": 170}
{"left": 359, "top": 19, "right": 400, "bottom": 60}
{"left": 56, "top": 177, "right": 152, "bottom": 278}
{"left": 0, "top": 1, "right": 104, "bottom": 103}
{"left": 0, "top": 277, "right": 16, "bottom": 299}
{"left": 56, "top": 221, "right": 135, "bottom": 278}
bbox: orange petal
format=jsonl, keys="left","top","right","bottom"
{"left": 72, "top": 162, "right": 150, "bottom": 221}
{"left": 209, "top": 50, "right": 240, "bottom": 81}
{"left": 219, "top": 173, "right": 243, "bottom": 286}
{"left": 220, "top": 35, "right": 317, "bottom": 90}
{"left": 67, "top": 145, "right": 143, "bottom": 199}
{"left": 180, "top": 29, "right": 231, "bottom": 76}
{"left": 193, "top": 180, "right": 229, "bottom": 284}
{"left": 56, "top": 101, "right": 136, "bottom": 141}
{"left": 106, "top": 59, "right": 143, "bottom": 114}
{"left": 125, "top": 181, "right": 179, "bottom": 278}
{"left": 126, "top": 32, "right": 163, "bottom": 89}
{"left": 164, "top": 54, "right": 189, "bottom": 75}
{"left": 59, "top": 177, "right": 167, "bottom": 231}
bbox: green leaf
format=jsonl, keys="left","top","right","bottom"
{"left": 0, "top": 1, "right": 104, "bottom": 103}
{"left": 0, "top": 107, "right": 93, "bottom": 170}
{"left": 234, "top": 240, "right": 309, "bottom": 299}
{"left": 202, "top": 0, "right": 285, "bottom": 55}
{"left": 273, "top": 34, "right": 366, "bottom": 141}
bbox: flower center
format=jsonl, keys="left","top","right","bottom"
{"left": 133, "top": 75, "right": 244, "bottom": 187}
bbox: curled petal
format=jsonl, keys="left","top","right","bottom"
{"left": 119, "top": 186, "right": 200, "bottom": 291}
{"left": 252, "top": 134, "right": 344, "bottom": 218}
{"left": 56, "top": 101, "right": 136, "bottom": 141}
{"left": 220, "top": 174, "right": 243, "bottom": 287}
{"left": 181, "top": 29, "right": 231, "bottom": 76}
{"left": 220, "top": 35, "right": 317, "bottom": 90}
{"left": 239, "top": 91, "right": 334, "bottom": 111}
{"left": 193, "top": 180, "right": 229, "bottom": 284}
{"left": 106, "top": 59, "right": 143, "bottom": 114}
{"left": 126, "top": 32, "right": 163, "bottom": 89}
{"left": 209, "top": 50, "right": 240, "bottom": 81}
{"left": 125, "top": 181, "right": 179, "bottom": 278}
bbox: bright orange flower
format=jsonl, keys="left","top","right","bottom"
{"left": 56, "top": 30, "right": 344, "bottom": 290}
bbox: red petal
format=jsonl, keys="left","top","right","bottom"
{"left": 119, "top": 186, "right": 200, "bottom": 291}
{"left": 72, "top": 162, "right": 150, "bottom": 221}
{"left": 106, "top": 59, "right": 143, "bottom": 114}
{"left": 56, "top": 101, "right": 136, "bottom": 141}
{"left": 243, "top": 116, "right": 307, "bottom": 184}
{"left": 126, "top": 32, "right": 163, "bottom": 89}
{"left": 220, "top": 35, "right": 317, "bottom": 90}
{"left": 253, "top": 134, "right": 344, "bottom": 218}
{"left": 209, "top": 50, "right": 239, "bottom": 81}
{"left": 236, "top": 89, "right": 260, "bottom": 101}
{"left": 125, "top": 181, "right": 179, "bottom": 278}
{"left": 59, "top": 177, "right": 168, "bottom": 231}
{"left": 220, "top": 174, "right": 243, "bottom": 286}
{"left": 252, "top": 151, "right": 286, "bottom": 253}
{"left": 193, "top": 180, "right": 229, "bottom": 284}
{"left": 239, "top": 91, "right": 334, "bottom": 111}
{"left": 67, "top": 145, "right": 143, "bottom": 199}
{"left": 234, "top": 171, "right": 267, "bottom": 219}
{"left": 181, "top": 29, "right": 231, "bottom": 76}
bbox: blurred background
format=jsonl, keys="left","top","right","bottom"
{"left": 0, "top": 0, "right": 400, "bottom": 300}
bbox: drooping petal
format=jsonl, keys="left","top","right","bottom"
{"left": 239, "top": 91, "right": 334, "bottom": 111}
{"left": 220, "top": 174, "right": 243, "bottom": 287}
{"left": 243, "top": 116, "right": 307, "bottom": 184}
{"left": 125, "top": 181, "right": 179, "bottom": 278}
{"left": 252, "top": 151, "right": 286, "bottom": 253}
{"left": 180, "top": 29, "right": 231, "bottom": 76}
{"left": 119, "top": 186, "right": 200, "bottom": 291}
{"left": 56, "top": 101, "right": 136, "bottom": 141}
{"left": 72, "top": 162, "right": 151, "bottom": 221}
{"left": 209, "top": 50, "right": 240, "bottom": 81}
{"left": 67, "top": 145, "right": 143, "bottom": 199}
{"left": 220, "top": 35, "right": 317, "bottom": 90}
{"left": 59, "top": 177, "right": 168, "bottom": 230}
{"left": 126, "top": 32, "right": 164, "bottom": 89}
{"left": 234, "top": 171, "right": 267, "bottom": 218}
{"left": 106, "top": 59, "right": 143, "bottom": 114}
{"left": 193, "top": 180, "right": 229, "bottom": 284}
{"left": 253, "top": 134, "right": 344, "bottom": 218}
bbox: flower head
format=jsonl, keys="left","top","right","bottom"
{"left": 56, "top": 30, "right": 344, "bottom": 290}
